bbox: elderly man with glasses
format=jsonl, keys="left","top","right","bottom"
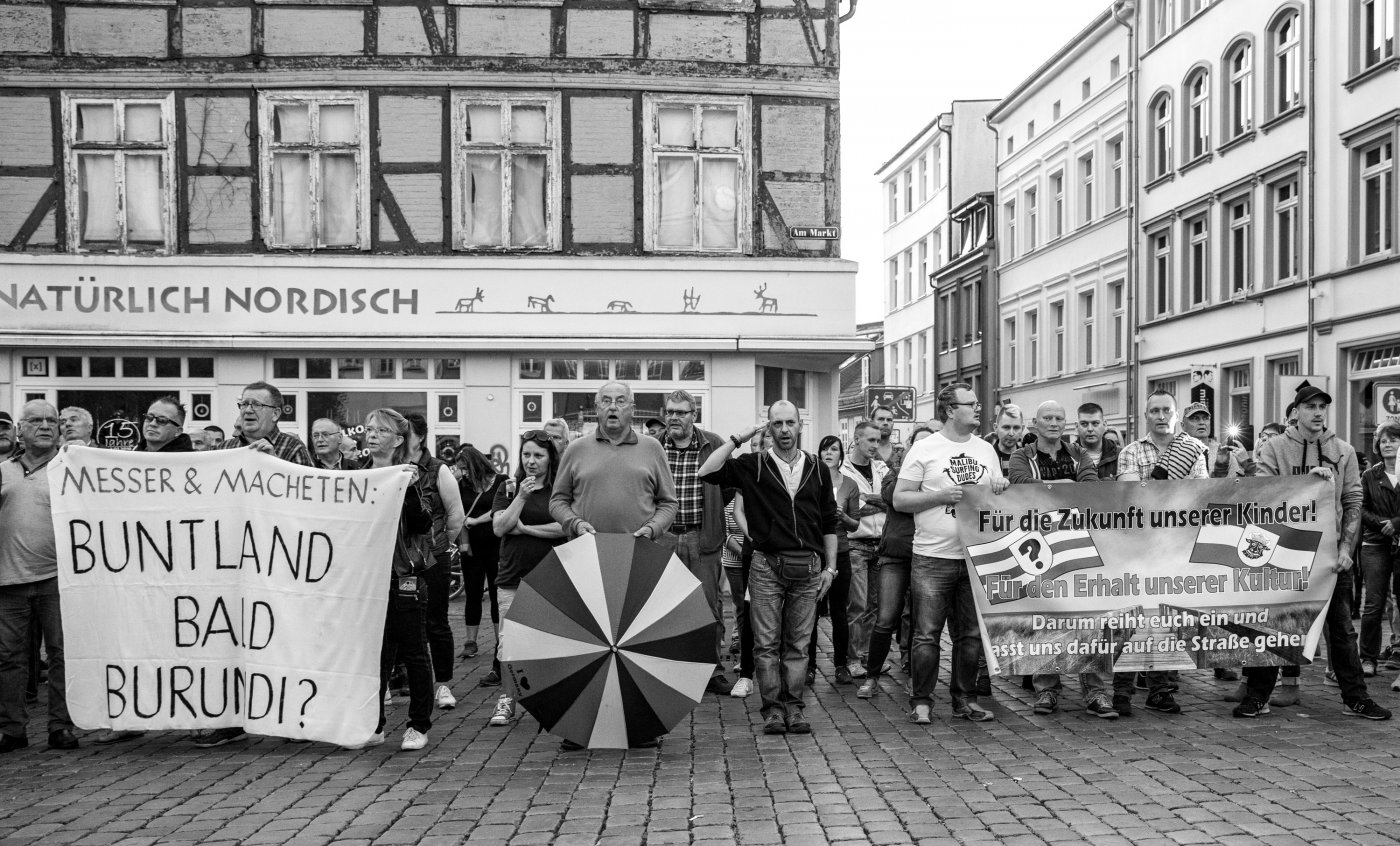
{"left": 310, "top": 418, "right": 349, "bottom": 470}
{"left": 217, "top": 381, "right": 312, "bottom": 468}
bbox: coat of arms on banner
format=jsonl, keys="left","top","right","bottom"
{"left": 1236, "top": 527, "right": 1279, "bottom": 567}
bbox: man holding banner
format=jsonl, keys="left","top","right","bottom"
{"left": 218, "top": 381, "right": 313, "bottom": 467}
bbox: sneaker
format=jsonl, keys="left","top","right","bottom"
{"left": 706, "top": 674, "right": 735, "bottom": 695}
{"left": 857, "top": 679, "right": 879, "bottom": 699}
{"left": 1270, "top": 683, "right": 1300, "bottom": 707}
{"left": 1392, "top": 675, "right": 1400, "bottom": 693}
{"left": 342, "top": 732, "right": 385, "bottom": 750}
{"left": 480, "top": 669, "right": 501, "bottom": 687}
{"left": 787, "top": 711, "right": 811, "bottom": 734}
{"left": 1344, "top": 699, "right": 1392, "bottom": 720}
{"left": 909, "top": 704, "right": 932, "bottom": 725}
{"left": 47, "top": 729, "right": 79, "bottom": 750}
{"left": 729, "top": 678, "right": 754, "bottom": 698}
{"left": 1232, "top": 697, "right": 1271, "bottom": 718}
{"left": 94, "top": 729, "right": 144, "bottom": 744}
{"left": 435, "top": 684, "right": 457, "bottom": 710}
{"left": 1362, "top": 659, "right": 1377, "bottom": 678}
{"left": 489, "top": 697, "right": 515, "bottom": 727}
{"left": 848, "top": 663, "right": 868, "bottom": 679}
{"left": 1112, "top": 695, "right": 1132, "bottom": 717}
{"left": 834, "top": 666, "right": 853, "bottom": 685}
{"left": 1324, "top": 669, "right": 1339, "bottom": 687}
{"left": 1386, "top": 655, "right": 1400, "bottom": 671}
{"left": 1214, "top": 667, "right": 1239, "bottom": 681}
{"left": 1033, "top": 690, "right": 1058, "bottom": 715}
{"left": 952, "top": 702, "right": 995, "bottom": 722}
{"left": 1223, "top": 681, "right": 1248, "bottom": 702}
{"left": 1086, "top": 696, "right": 1118, "bottom": 719}
{"left": 192, "top": 727, "right": 246, "bottom": 748}
{"left": 460, "top": 641, "right": 478, "bottom": 659}
{"left": 400, "top": 728, "right": 428, "bottom": 750}
{"left": 383, "top": 689, "right": 393, "bottom": 706}
{"left": 1143, "top": 692, "right": 1181, "bottom": 714}
{"left": 762, "top": 711, "right": 787, "bottom": 735}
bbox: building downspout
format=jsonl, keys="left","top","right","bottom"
{"left": 983, "top": 118, "right": 1001, "bottom": 410}
{"left": 1305, "top": 3, "right": 1317, "bottom": 375}
{"left": 1113, "top": 0, "right": 1138, "bottom": 440}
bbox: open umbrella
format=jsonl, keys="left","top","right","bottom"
{"left": 499, "top": 533, "right": 717, "bottom": 749}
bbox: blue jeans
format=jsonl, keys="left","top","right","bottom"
{"left": 662, "top": 529, "right": 725, "bottom": 676}
{"left": 0, "top": 578, "right": 71, "bottom": 739}
{"left": 909, "top": 555, "right": 982, "bottom": 709}
{"left": 847, "top": 540, "right": 879, "bottom": 659}
{"left": 1359, "top": 544, "right": 1400, "bottom": 662}
{"left": 749, "top": 551, "right": 820, "bottom": 717}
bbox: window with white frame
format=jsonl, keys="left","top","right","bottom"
{"left": 1151, "top": 93, "right": 1173, "bottom": 179}
{"left": 452, "top": 92, "right": 560, "bottom": 250}
{"left": 1269, "top": 174, "right": 1300, "bottom": 284}
{"left": 1111, "top": 56, "right": 1122, "bottom": 79}
{"left": 1052, "top": 300, "right": 1066, "bottom": 374}
{"left": 1186, "top": 0, "right": 1212, "bottom": 18}
{"left": 917, "top": 239, "right": 928, "bottom": 293}
{"left": 918, "top": 332, "right": 928, "bottom": 392}
{"left": 63, "top": 93, "right": 176, "bottom": 253}
{"left": 888, "top": 181, "right": 899, "bottom": 223}
{"left": 1151, "top": 229, "right": 1172, "bottom": 316}
{"left": 887, "top": 257, "right": 900, "bottom": 310}
{"left": 1225, "top": 195, "right": 1252, "bottom": 295}
{"left": 1110, "top": 281, "right": 1125, "bottom": 363}
{"left": 1004, "top": 198, "right": 1018, "bottom": 260}
{"left": 917, "top": 153, "right": 928, "bottom": 204}
{"left": 1053, "top": 101, "right": 1062, "bottom": 121}
{"left": 930, "top": 142, "right": 943, "bottom": 193}
{"left": 1226, "top": 364, "right": 1251, "bottom": 429}
{"left": 903, "top": 168, "right": 914, "bottom": 214}
{"left": 643, "top": 94, "right": 751, "bottom": 253}
{"left": 260, "top": 91, "right": 369, "bottom": 249}
{"left": 1109, "top": 135, "right": 1125, "bottom": 210}
{"left": 1027, "top": 120, "right": 1036, "bottom": 140}
{"left": 1024, "top": 186, "right": 1038, "bottom": 251}
{"left": 1151, "top": 0, "right": 1176, "bottom": 45}
{"left": 1004, "top": 316, "right": 1018, "bottom": 383}
{"left": 1079, "top": 151, "right": 1095, "bottom": 224}
{"left": 1359, "top": 137, "right": 1395, "bottom": 259}
{"left": 931, "top": 226, "right": 944, "bottom": 271}
{"left": 1226, "top": 41, "right": 1254, "bottom": 139}
{"left": 1360, "top": 0, "right": 1396, "bottom": 69}
{"left": 1007, "top": 136, "right": 1016, "bottom": 156}
{"left": 1050, "top": 170, "right": 1065, "bottom": 239}
{"left": 902, "top": 247, "right": 914, "bottom": 303}
{"left": 1271, "top": 10, "right": 1302, "bottom": 116}
{"left": 1079, "top": 289, "right": 1095, "bottom": 368}
{"left": 1186, "top": 68, "right": 1211, "bottom": 159}
{"left": 1186, "top": 212, "right": 1209, "bottom": 308}
{"left": 1026, "top": 309, "right": 1040, "bottom": 379}
{"left": 904, "top": 338, "right": 914, "bottom": 386}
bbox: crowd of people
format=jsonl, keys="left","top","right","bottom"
{"left": 2, "top": 376, "right": 1397, "bottom": 757}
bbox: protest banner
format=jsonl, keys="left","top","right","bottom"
{"left": 958, "top": 476, "right": 1337, "bottom": 677}
{"left": 49, "top": 445, "right": 410, "bottom": 747}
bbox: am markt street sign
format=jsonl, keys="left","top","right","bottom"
{"left": 790, "top": 226, "right": 840, "bottom": 239}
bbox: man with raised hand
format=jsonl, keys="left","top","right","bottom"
{"left": 892, "top": 383, "right": 1008, "bottom": 726}
{"left": 1238, "top": 384, "right": 1390, "bottom": 721}
{"left": 1008, "top": 401, "right": 1112, "bottom": 718}
{"left": 218, "top": 381, "right": 313, "bottom": 467}
{"left": 699, "top": 401, "right": 838, "bottom": 736}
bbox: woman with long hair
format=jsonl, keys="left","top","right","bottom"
{"left": 812, "top": 434, "right": 858, "bottom": 685}
{"left": 358, "top": 408, "right": 436, "bottom": 751}
{"left": 487, "top": 430, "right": 567, "bottom": 726}
{"left": 454, "top": 445, "right": 506, "bottom": 681}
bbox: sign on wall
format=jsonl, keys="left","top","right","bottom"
{"left": 866, "top": 386, "right": 916, "bottom": 422}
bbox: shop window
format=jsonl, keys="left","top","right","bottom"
{"left": 57, "top": 356, "right": 83, "bottom": 378}
{"left": 615, "top": 359, "right": 642, "bottom": 381}
{"left": 786, "top": 370, "right": 807, "bottom": 408}
{"left": 308, "top": 391, "right": 426, "bottom": 451}
{"left": 370, "top": 358, "right": 395, "bottom": 379}
{"left": 307, "top": 358, "right": 333, "bottom": 379}
{"left": 647, "top": 360, "right": 674, "bottom": 381}
{"left": 519, "top": 358, "right": 545, "bottom": 379}
{"left": 402, "top": 358, "right": 428, "bottom": 380}
{"left": 188, "top": 358, "right": 214, "bottom": 379}
{"left": 583, "top": 359, "right": 609, "bottom": 381}
{"left": 154, "top": 357, "right": 181, "bottom": 378}
{"left": 762, "top": 366, "right": 783, "bottom": 407}
{"left": 451, "top": 91, "right": 561, "bottom": 251}
{"left": 552, "top": 359, "right": 579, "bottom": 380}
{"left": 436, "top": 359, "right": 461, "bottom": 380}
{"left": 680, "top": 360, "right": 705, "bottom": 381}
{"left": 258, "top": 90, "right": 370, "bottom": 249}
{"left": 643, "top": 93, "right": 752, "bottom": 253}
{"left": 63, "top": 93, "right": 176, "bottom": 254}
{"left": 273, "top": 358, "right": 300, "bottom": 380}
{"left": 338, "top": 357, "right": 365, "bottom": 379}
{"left": 123, "top": 357, "right": 149, "bottom": 378}
{"left": 90, "top": 356, "right": 116, "bottom": 378}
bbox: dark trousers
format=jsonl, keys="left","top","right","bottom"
{"left": 423, "top": 555, "right": 455, "bottom": 682}
{"left": 0, "top": 578, "right": 71, "bottom": 738}
{"left": 724, "top": 565, "right": 755, "bottom": 679}
{"left": 379, "top": 580, "right": 433, "bottom": 734}
{"left": 805, "top": 549, "right": 851, "bottom": 668}
{"left": 462, "top": 550, "right": 499, "bottom": 628}
{"left": 1242, "top": 569, "right": 1368, "bottom": 704}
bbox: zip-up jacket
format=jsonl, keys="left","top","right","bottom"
{"left": 699, "top": 450, "right": 837, "bottom": 557}
{"left": 1361, "top": 462, "right": 1400, "bottom": 546}
{"left": 1256, "top": 426, "right": 1362, "bottom": 535}
{"left": 1090, "top": 438, "right": 1121, "bottom": 480}
{"left": 1008, "top": 441, "right": 1099, "bottom": 484}
{"left": 839, "top": 455, "right": 888, "bottom": 540}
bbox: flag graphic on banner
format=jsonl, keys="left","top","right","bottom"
{"left": 968, "top": 510, "right": 1105, "bottom": 604}
{"left": 1189, "top": 503, "right": 1322, "bottom": 571}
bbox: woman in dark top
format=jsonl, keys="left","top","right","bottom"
{"left": 454, "top": 446, "right": 506, "bottom": 676}
{"left": 811, "top": 435, "right": 859, "bottom": 684}
{"left": 486, "top": 431, "right": 566, "bottom": 727}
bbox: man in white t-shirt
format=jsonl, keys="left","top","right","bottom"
{"left": 892, "top": 382, "right": 1009, "bottom": 725}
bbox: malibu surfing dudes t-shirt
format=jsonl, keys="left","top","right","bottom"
{"left": 898, "top": 432, "right": 1002, "bottom": 558}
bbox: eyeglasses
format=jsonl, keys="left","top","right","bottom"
{"left": 236, "top": 400, "right": 279, "bottom": 412}
{"left": 310, "top": 432, "right": 342, "bottom": 441}
{"left": 143, "top": 413, "right": 180, "bottom": 427}
{"left": 947, "top": 401, "right": 982, "bottom": 409}
{"left": 521, "top": 429, "right": 549, "bottom": 440}
{"left": 663, "top": 409, "right": 694, "bottom": 417}
{"left": 596, "top": 398, "right": 631, "bottom": 409}
{"left": 21, "top": 416, "right": 59, "bottom": 426}
{"left": 366, "top": 426, "right": 397, "bottom": 437}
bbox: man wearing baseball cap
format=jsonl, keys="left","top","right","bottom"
{"left": 0, "top": 412, "right": 15, "bottom": 458}
{"left": 1240, "top": 383, "right": 1391, "bottom": 720}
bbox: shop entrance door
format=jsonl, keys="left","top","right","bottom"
{"left": 57, "top": 389, "right": 174, "bottom": 450}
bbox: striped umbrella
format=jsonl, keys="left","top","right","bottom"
{"left": 499, "top": 533, "right": 716, "bottom": 749}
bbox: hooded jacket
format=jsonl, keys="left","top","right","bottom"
{"left": 1256, "top": 425, "right": 1362, "bottom": 534}
{"left": 1007, "top": 441, "right": 1099, "bottom": 484}
{"left": 139, "top": 433, "right": 194, "bottom": 453}
{"left": 839, "top": 454, "right": 888, "bottom": 540}
{"left": 699, "top": 450, "right": 838, "bottom": 557}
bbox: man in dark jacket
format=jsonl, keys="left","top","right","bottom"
{"left": 659, "top": 389, "right": 734, "bottom": 694}
{"left": 137, "top": 397, "right": 194, "bottom": 453}
{"left": 698, "top": 401, "right": 838, "bottom": 735}
{"left": 1075, "top": 402, "right": 1120, "bottom": 479}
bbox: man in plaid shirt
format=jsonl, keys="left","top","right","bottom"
{"left": 660, "top": 389, "right": 734, "bottom": 695}
{"left": 218, "top": 380, "right": 313, "bottom": 467}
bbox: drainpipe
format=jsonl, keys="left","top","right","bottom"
{"left": 1305, "top": 3, "right": 1316, "bottom": 375}
{"left": 1113, "top": 0, "right": 1138, "bottom": 439}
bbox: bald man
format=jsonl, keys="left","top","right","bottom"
{"left": 699, "top": 401, "right": 839, "bottom": 736}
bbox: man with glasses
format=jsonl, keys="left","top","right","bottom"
{"left": 310, "top": 419, "right": 349, "bottom": 470}
{"left": 0, "top": 400, "right": 78, "bottom": 753}
{"left": 137, "top": 397, "right": 194, "bottom": 454}
{"left": 658, "top": 389, "right": 734, "bottom": 695}
{"left": 217, "top": 381, "right": 312, "bottom": 467}
{"left": 543, "top": 418, "right": 571, "bottom": 455}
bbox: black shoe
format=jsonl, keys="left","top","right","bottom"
{"left": 975, "top": 672, "right": 992, "bottom": 696}
{"left": 631, "top": 737, "right": 662, "bottom": 749}
{"left": 1232, "top": 697, "right": 1270, "bottom": 718}
{"left": 787, "top": 711, "right": 811, "bottom": 734}
{"left": 0, "top": 734, "right": 29, "bottom": 753}
{"left": 479, "top": 670, "right": 501, "bottom": 687}
{"left": 192, "top": 727, "right": 246, "bottom": 748}
{"left": 559, "top": 739, "right": 585, "bottom": 751}
{"left": 762, "top": 711, "right": 787, "bottom": 735}
{"left": 1214, "top": 667, "right": 1239, "bottom": 681}
{"left": 1345, "top": 699, "right": 1392, "bottom": 720}
{"left": 834, "top": 666, "right": 853, "bottom": 685}
{"left": 705, "top": 674, "right": 734, "bottom": 695}
{"left": 1112, "top": 695, "right": 1132, "bottom": 717}
{"left": 1144, "top": 691, "right": 1181, "bottom": 714}
{"left": 47, "top": 729, "right": 78, "bottom": 750}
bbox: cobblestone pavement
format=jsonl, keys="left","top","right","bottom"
{"left": 5, "top": 604, "right": 1400, "bottom": 846}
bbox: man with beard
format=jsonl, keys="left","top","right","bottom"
{"left": 872, "top": 405, "right": 904, "bottom": 469}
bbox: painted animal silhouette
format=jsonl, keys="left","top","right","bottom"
{"left": 454, "top": 288, "right": 485, "bottom": 312}
{"left": 682, "top": 287, "right": 700, "bottom": 312}
{"left": 527, "top": 294, "right": 555, "bottom": 313}
{"left": 607, "top": 300, "right": 634, "bottom": 312}
{"left": 754, "top": 283, "right": 778, "bottom": 313}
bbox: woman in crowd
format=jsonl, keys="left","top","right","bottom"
{"left": 487, "top": 430, "right": 567, "bottom": 726}
{"left": 359, "top": 408, "right": 435, "bottom": 751}
{"left": 455, "top": 445, "right": 506, "bottom": 683}
{"left": 808, "top": 435, "right": 857, "bottom": 686}
{"left": 1360, "top": 421, "right": 1400, "bottom": 684}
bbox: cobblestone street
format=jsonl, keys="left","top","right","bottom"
{"left": 5, "top": 604, "right": 1400, "bottom": 846}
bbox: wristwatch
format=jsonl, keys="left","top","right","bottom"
{"left": 824, "top": 568, "right": 838, "bottom": 577}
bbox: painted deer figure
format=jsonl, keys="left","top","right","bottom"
{"left": 607, "top": 300, "right": 634, "bottom": 312}
{"left": 754, "top": 283, "right": 778, "bottom": 313}
{"left": 454, "top": 288, "right": 485, "bottom": 312}
{"left": 527, "top": 294, "right": 555, "bottom": 313}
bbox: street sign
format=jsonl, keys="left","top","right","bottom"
{"left": 1377, "top": 383, "right": 1400, "bottom": 426}
{"left": 866, "top": 386, "right": 916, "bottom": 422}
{"left": 789, "top": 226, "right": 840, "bottom": 239}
